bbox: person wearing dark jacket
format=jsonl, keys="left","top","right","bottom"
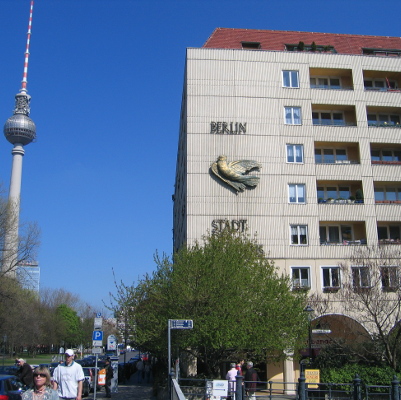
{"left": 244, "top": 361, "right": 259, "bottom": 400}
{"left": 16, "top": 359, "right": 33, "bottom": 387}
{"left": 104, "top": 359, "right": 114, "bottom": 398}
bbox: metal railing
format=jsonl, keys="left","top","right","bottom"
{"left": 170, "top": 372, "right": 401, "bottom": 400}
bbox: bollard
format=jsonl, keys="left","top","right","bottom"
{"left": 298, "top": 370, "right": 306, "bottom": 400}
{"left": 353, "top": 374, "right": 361, "bottom": 400}
{"left": 235, "top": 371, "right": 243, "bottom": 400}
{"left": 391, "top": 375, "right": 399, "bottom": 400}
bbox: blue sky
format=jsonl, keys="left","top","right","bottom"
{"left": 0, "top": 0, "right": 400, "bottom": 314}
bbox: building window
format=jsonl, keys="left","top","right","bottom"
{"left": 292, "top": 266, "right": 310, "bottom": 289}
{"left": 371, "top": 149, "right": 401, "bottom": 162}
{"left": 315, "top": 148, "right": 347, "bottom": 163}
{"left": 322, "top": 266, "right": 340, "bottom": 289}
{"left": 352, "top": 266, "right": 370, "bottom": 288}
{"left": 374, "top": 187, "right": 401, "bottom": 202}
{"left": 368, "top": 113, "right": 401, "bottom": 127}
{"left": 377, "top": 225, "right": 401, "bottom": 241}
{"left": 319, "top": 225, "right": 352, "bottom": 244}
{"left": 285, "top": 107, "right": 302, "bottom": 125}
{"left": 310, "top": 77, "right": 341, "bottom": 89}
{"left": 312, "top": 111, "right": 345, "bottom": 126}
{"left": 241, "top": 41, "right": 261, "bottom": 49}
{"left": 380, "top": 266, "right": 399, "bottom": 290}
{"left": 286, "top": 144, "right": 304, "bottom": 163}
{"left": 288, "top": 184, "right": 305, "bottom": 203}
{"left": 290, "top": 225, "right": 308, "bottom": 245}
{"left": 283, "top": 70, "right": 299, "bottom": 88}
{"left": 317, "top": 186, "right": 350, "bottom": 201}
{"left": 364, "top": 79, "right": 398, "bottom": 91}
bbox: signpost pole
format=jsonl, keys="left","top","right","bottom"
{"left": 168, "top": 320, "right": 171, "bottom": 378}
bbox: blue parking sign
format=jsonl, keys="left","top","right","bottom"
{"left": 92, "top": 330, "right": 103, "bottom": 346}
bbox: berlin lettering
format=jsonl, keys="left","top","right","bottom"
{"left": 210, "top": 122, "right": 247, "bottom": 135}
{"left": 211, "top": 219, "right": 247, "bottom": 234}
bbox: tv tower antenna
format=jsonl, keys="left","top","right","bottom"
{"left": 2, "top": 0, "right": 37, "bottom": 276}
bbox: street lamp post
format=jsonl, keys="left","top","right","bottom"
{"left": 304, "top": 305, "right": 314, "bottom": 362}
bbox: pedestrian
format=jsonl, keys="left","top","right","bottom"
{"left": 136, "top": 358, "right": 144, "bottom": 383}
{"left": 226, "top": 363, "right": 237, "bottom": 399}
{"left": 22, "top": 366, "right": 58, "bottom": 400}
{"left": 15, "top": 358, "right": 33, "bottom": 388}
{"left": 144, "top": 361, "right": 152, "bottom": 383}
{"left": 244, "top": 361, "right": 259, "bottom": 400}
{"left": 104, "top": 359, "right": 113, "bottom": 398}
{"left": 235, "top": 363, "right": 242, "bottom": 375}
{"left": 52, "top": 349, "right": 84, "bottom": 400}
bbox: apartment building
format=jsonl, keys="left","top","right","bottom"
{"left": 173, "top": 28, "right": 401, "bottom": 382}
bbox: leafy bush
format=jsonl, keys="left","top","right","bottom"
{"left": 321, "top": 364, "right": 398, "bottom": 388}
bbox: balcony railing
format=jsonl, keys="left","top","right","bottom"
{"left": 375, "top": 200, "right": 401, "bottom": 204}
{"left": 378, "top": 239, "right": 401, "bottom": 245}
{"left": 313, "top": 121, "right": 357, "bottom": 127}
{"left": 368, "top": 122, "right": 401, "bottom": 128}
{"left": 318, "top": 198, "right": 364, "bottom": 204}
{"left": 371, "top": 160, "right": 401, "bottom": 165}
{"left": 321, "top": 239, "right": 366, "bottom": 246}
{"left": 311, "top": 85, "right": 354, "bottom": 90}
{"left": 365, "top": 87, "right": 401, "bottom": 92}
{"left": 316, "top": 159, "right": 360, "bottom": 165}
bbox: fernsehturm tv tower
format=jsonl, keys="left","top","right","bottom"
{"left": 2, "top": 1, "right": 36, "bottom": 276}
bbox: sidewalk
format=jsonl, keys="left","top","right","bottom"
{"left": 88, "top": 373, "right": 156, "bottom": 400}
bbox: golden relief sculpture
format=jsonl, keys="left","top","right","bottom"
{"left": 210, "top": 155, "right": 262, "bottom": 193}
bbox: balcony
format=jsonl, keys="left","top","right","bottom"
{"left": 363, "top": 70, "right": 401, "bottom": 92}
{"left": 310, "top": 68, "right": 353, "bottom": 90}
{"left": 371, "top": 144, "right": 401, "bottom": 165}
{"left": 312, "top": 105, "right": 357, "bottom": 127}
{"left": 367, "top": 106, "right": 401, "bottom": 128}
{"left": 377, "top": 224, "right": 401, "bottom": 245}
{"left": 320, "top": 222, "right": 366, "bottom": 246}
{"left": 317, "top": 181, "right": 363, "bottom": 204}
{"left": 375, "top": 183, "right": 401, "bottom": 205}
{"left": 315, "top": 142, "right": 360, "bottom": 165}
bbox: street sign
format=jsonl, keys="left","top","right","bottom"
{"left": 92, "top": 347, "right": 102, "bottom": 354}
{"left": 312, "top": 329, "right": 331, "bottom": 334}
{"left": 92, "top": 330, "right": 103, "bottom": 346}
{"left": 107, "top": 335, "right": 117, "bottom": 351}
{"left": 170, "top": 319, "right": 193, "bottom": 329}
{"left": 94, "top": 317, "right": 103, "bottom": 330}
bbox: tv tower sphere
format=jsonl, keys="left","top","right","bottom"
{"left": 4, "top": 92, "right": 36, "bottom": 146}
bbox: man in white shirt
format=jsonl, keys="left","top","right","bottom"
{"left": 52, "top": 349, "right": 84, "bottom": 400}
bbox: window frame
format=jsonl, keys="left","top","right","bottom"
{"left": 290, "top": 224, "right": 308, "bottom": 245}
{"left": 288, "top": 183, "right": 306, "bottom": 204}
{"left": 284, "top": 106, "right": 302, "bottom": 125}
{"left": 380, "top": 265, "right": 399, "bottom": 290}
{"left": 286, "top": 144, "right": 304, "bottom": 164}
{"left": 312, "top": 110, "right": 345, "bottom": 126}
{"left": 317, "top": 185, "right": 351, "bottom": 200}
{"left": 319, "top": 225, "right": 353, "bottom": 244}
{"left": 283, "top": 70, "right": 300, "bottom": 88}
{"left": 352, "top": 266, "right": 371, "bottom": 288}
{"left": 374, "top": 187, "right": 401, "bottom": 201}
{"left": 310, "top": 76, "right": 342, "bottom": 89}
{"left": 367, "top": 113, "right": 401, "bottom": 126}
{"left": 322, "top": 266, "right": 341, "bottom": 289}
{"left": 315, "top": 148, "right": 347, "bottom": 164}
{"left": 291, "top": 266, "right": 311, "bottom": 289}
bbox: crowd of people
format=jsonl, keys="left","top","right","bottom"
{"left": 226, "top": 360, "right": 259, "bottom": 400}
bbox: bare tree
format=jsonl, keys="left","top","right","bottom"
{"left": 0, "top": 195, "right": 40, "bottom": 277}
{"left": 309, "top": 245, "right": 401, "bottom": 370}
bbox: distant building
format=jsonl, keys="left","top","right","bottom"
{"left": 174, "top": 28, "right": 401, "bottom": 386}
{"left": 16, "top": 261, "right": 40, "bottom": 292}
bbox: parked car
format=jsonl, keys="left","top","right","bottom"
{"left": 82, "top": 368, "right": 101, "bottom": 392}
{"left": 0, "top": 375, "right": 27, "bottom": 400}
{"left": 82, "top": 376, "right": 90, "bottom": 398}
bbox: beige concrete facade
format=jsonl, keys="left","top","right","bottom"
{"left": 174, "top": 35, "right": 401, "bottom": 381}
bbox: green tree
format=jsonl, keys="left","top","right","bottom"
{"left": 115, "top": 230, "right": 308, "bottom": 376}
{"left": 56, "top": 304, "right": 82, "bottom": 348}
